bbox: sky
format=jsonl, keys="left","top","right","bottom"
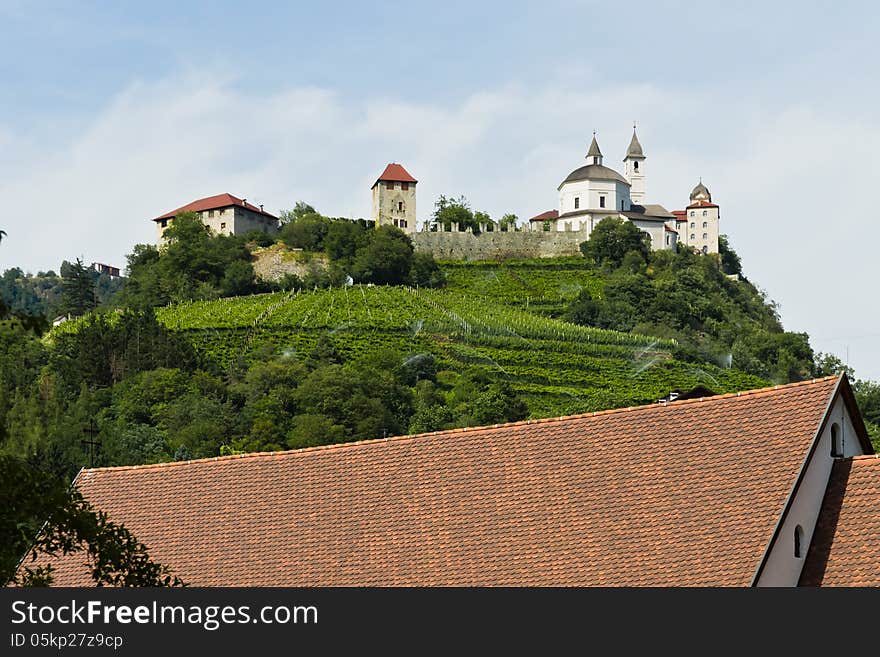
{"left": 2, "top": 0, "right": 879, "bottom": 379}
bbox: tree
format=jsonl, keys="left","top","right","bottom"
{"left": 719, "top": 234, "right": 743, "bottom": 276}
{"left": 351, "top": 225, "right": 414, "bottom": 285}
{"left": 60, "top": 258, "right": 97, "bottom": 316}
{"left": 498, "top": 214, "right": 518, "bottom": 231}
{"left": 564, "top": 289, "right": 600, "bottom": 326}
{"left": 2, "top": 455, "right": 183, "bottom": 586}
{"left": 433, "top": 195, "right": 480, "bottom": 233}
{"left": 580, "top": 217, "right": 650, "bottom": 267}
{"left": 278, "top": 212, "right": 332, "bottom": 251}
{"left": 409, "top": 252, "right": 445, "bottom": 288}
{"left": 278, "top": 201, "right": 317, "bottom": 226}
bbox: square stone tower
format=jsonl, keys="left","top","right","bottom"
{"left": 371, "top": 163, "right": 417, "bottom": 233}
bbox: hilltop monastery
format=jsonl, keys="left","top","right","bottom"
{"left": 151, "top": 128, "right": 720, "bottom": 257}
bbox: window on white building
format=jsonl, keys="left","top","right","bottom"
{"left": 208, "top": 210, "right": 215, "bottom": 217}
{"left": 794, "top": 525, "right": 804, "bottom": 558}
{"left": 701, "top": 245, "right": 708, "bottom": 254}
{"left": 831, "top": 423, "right": 842, "bottom": 457}
{"left": 401, "top": 182, "right": 409, "bottom": 191}
{"left": 690, "top": 234, "right": 695, "bottom": 240}
{"left": 703, "top": 221, "right": 708, "bottom": 228}
{"left": 160, "top": 219, "right": 168, "bottom": 228}
{"left": 599, "top": 196, "right": 606, "bottom": 208}
{"left": 398, "top": 201, "right": 404, "bottom": 212}
{"left": 385, "top": 182, "right": 394, "bottom": 190}
{"left": 690, "top": 222, "right": 695, "bottom": 228}
{"left": 703, "top": 210, "right": 707, "bottom": 216}
{"left": 703, "top": 233, "right": 707, "bottom": 239}
{"left": 221, "top": 222, "right": 226, "bottom": 231}
{"left": 690, "top": 211, "right": 695, "bottom": 217}
{"left": 574, "top": 197, "right": 580, "bottom": 209}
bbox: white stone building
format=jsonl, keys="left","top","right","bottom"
{"left": 671, "top": 181, "right": 721, "bottom": 254}
{"left": 530, "top": 128, "right": 722, "bottom": 254}
{"left": 371, "top": 163, "right": 417, "bottom": 234}
{"left": 153, "top": 193, "right": 278, "bottom": 244}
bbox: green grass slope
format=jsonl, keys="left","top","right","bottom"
{"left": 153, "top": 284, "right": 766, "bottom": 418}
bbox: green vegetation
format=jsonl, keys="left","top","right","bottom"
{"left": 2, "top": 454, "right": 184, "bottom": 586}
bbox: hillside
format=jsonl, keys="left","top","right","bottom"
{"left": 149, "top": 284, "right": 765, "bottom": 417}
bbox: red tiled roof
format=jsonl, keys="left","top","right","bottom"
{"left": 686, "top": 200, "right": 719, "bottom": 209}
{"left": 153, "top": 193, "right": 278, "bottom": 221}
{"left": 528, "top": 210, "right": 559, "bottom": 221}
{"left": 672, "top": 210, "right": 687, "bottom": 218}
{"left": 372, "top": 163, "right": 417, "bottom": 188}
{"left": 800, "top": 455, "right": 880, "bottom": 586}
{"left": 40, "top": 377, "right": 844, "bottom": 587}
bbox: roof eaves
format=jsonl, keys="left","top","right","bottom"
{"left": 749, "top": 374, "right": 854, "bottom": 586}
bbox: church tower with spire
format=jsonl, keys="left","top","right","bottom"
{"left": 623, "top": 125, "right": 646, "bottom": 205}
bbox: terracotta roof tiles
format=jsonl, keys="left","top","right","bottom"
{"left": 154, "top": 193, "right": 278, "bottom": 222}
{"left": 800, "top": 455, "right": 880, "bottom": 586}
{"left": 373, "top": 163, "right": 417, "bottom": 187}
{"left": 40, "top": 377, "right": 843, "bottom": 587}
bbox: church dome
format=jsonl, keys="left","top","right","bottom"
{"left": 689, "top": 180, "right": 711, "bottom": 202}
{"left": 559, "top": 164, "right": 630, "bottom": 188}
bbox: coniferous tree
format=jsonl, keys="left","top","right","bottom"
{"left": 60, "top": 258, "right": 97, "bottom": 316}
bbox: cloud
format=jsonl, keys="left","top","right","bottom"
{"left": 1, "top": 72, "right": 879, "bottom": 378}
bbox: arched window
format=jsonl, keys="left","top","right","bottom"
{"left": 831, "top": 423, "right": 842, "bottom": 457}
{"left": 574, "top": 197, "right": 580, "bottom": 209}
{"left": 794, "top": 525, "right": 804, "bottom": 558}
{"left": 701, "top": 245, "right": 708, "bottom": 254}
{"left": 702, "top": 221, "right": 708, "bottom": 228}
{"left": 634, "top": 161, "right": 639, "bottom": 171}
{"left": 703, "top": 233, "right": 708, "bottom": 239}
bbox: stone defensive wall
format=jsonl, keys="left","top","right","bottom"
{"left": 412, "top": 224, "right": 588, "bottom": 261}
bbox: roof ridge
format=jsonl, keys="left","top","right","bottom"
{"left": 80, "top": 376, "right": 841, "bottom": 475}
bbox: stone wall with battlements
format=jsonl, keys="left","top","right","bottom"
{"left": 412, "top": 225, "right": 587, "bottom": 261}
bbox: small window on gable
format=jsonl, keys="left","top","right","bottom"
{"left": 794, "top": 525, "right": 804, "bottom": 558}
{"left": 599, "top": 196, "right": 605, "bottom": 208}
{"left": 574, "top": 197, "right": 580, "bottom": 209}
{"left": 831, "top": 423, "right": 842, "bottom": 457}
{"left": 160, "top": 219, "right": 168, "bottom": 228}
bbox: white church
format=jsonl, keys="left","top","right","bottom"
{"left": 529, "top": 128, "right": 720, "bottom": 254}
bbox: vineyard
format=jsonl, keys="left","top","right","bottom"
{"left": 147, "top": 285, "right": 767, "bottom": 416}
{"left": 439, "top": 257, "right": 604, "bottom": 316}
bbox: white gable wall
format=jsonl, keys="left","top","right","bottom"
{"left": 755, "top": 392, "right": 866, "bottom": 587}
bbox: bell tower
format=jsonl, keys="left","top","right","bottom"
{"left": 623, "top": 124, "right": 646, "bottom": 205}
